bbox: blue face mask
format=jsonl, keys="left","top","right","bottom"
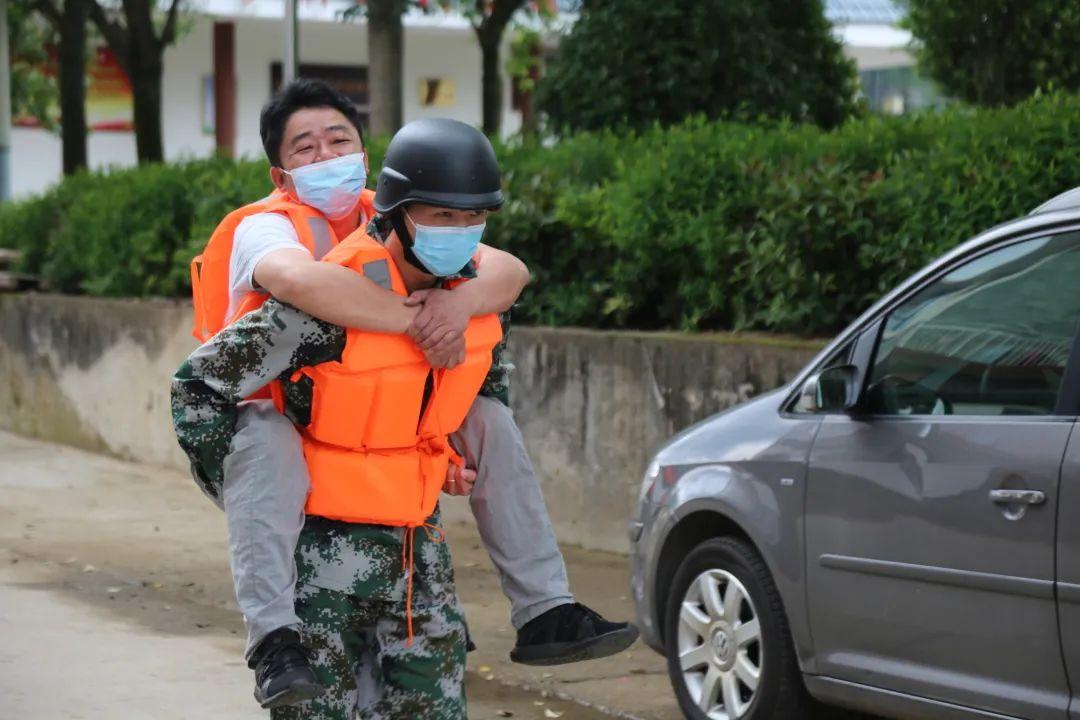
{"left": 285, "top": 153, "right": 366, "bottom": 220}
{"left": 407, "top": 212, "right": 485, "bottom": 277}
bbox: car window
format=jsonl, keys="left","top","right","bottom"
{"left": 865, "top": 231, "right": 1080, "bottom": 417}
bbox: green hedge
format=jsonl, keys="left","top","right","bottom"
{"left": 0, "top": 157, "right": 269, "bottom": 297}
{"left": 493, "top": 92, "right": 1080, "bottom": 334}
{"left": 3, "top": 92, "right": 1080, "bottom": 335}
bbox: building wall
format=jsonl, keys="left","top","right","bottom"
{"left": 843, "top": 44, "right": 913, "bottom": 72}
{"left": 0, "top": 294, "right": 821, "bottom": 554}
{"left": 11, "top": 14, "right": 518, "bottom": 199}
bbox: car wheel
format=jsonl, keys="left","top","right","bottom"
{"left": 664, "top": 537, "right": 808, "bottom": 720}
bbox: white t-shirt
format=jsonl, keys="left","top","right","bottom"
{"left": 226, "top": 212, "right": 308, "bottom": 320}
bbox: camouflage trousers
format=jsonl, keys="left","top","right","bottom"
{"left": 271, "top": 512, "right": 467, "bottom": 720}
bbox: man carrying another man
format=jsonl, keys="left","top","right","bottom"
{"left": 172, "top": 79, "right": 637, "bottom": 713}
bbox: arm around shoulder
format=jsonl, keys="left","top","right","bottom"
{"left": 460, "top": 245, "right": 530, "bottom": 316}
{"left": 254, "top": 248, "right": 418, "bottom": 333}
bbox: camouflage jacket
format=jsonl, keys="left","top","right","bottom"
{"left": 170, "top": 299, "right": 512, "bottom": 504}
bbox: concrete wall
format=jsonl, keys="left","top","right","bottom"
{"left": 0, "top": 294, "right": 821, "bottom": 553}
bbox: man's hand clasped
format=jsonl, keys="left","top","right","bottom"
{"left": 406, "top": 288, "right": 473, "bottom": 369}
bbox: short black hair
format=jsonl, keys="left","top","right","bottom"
{"left": 259, "top": 78, "right": 365, "bottom": 167}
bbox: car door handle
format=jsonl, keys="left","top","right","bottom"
{"left": 989, "top": 489, "right": 1046, "bottom": 505}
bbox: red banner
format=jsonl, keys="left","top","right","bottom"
{"left": 14, "top": 46, "right": 134, "bottom": 132}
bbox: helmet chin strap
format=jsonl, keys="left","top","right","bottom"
{"left": 389, "top": 207, "right": 432, "bottom": 275}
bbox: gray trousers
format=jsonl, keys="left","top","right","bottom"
{"left": 223, "top": 396, "right": 574, "bottom": 658}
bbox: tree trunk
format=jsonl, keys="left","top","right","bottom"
{"left": 367, "top": 0, "right": 403, "bottom": 137}
{"left": 130, "top": 56, "right": 164, "bottom": 163}
{"left": 519, "top": 56, "right": 540, "bottom": 136}
{"left": 58, "top": 0, "right": 87, "bottom": 174}
{"left": 478, "top": 29, "right": 502, "bottom": 136}
{"left": 96, "top": 0, "right": 167, "bottom": 164}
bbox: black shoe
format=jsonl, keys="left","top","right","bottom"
{"left": 249, "top": 628, "right": 324, "bottom": 709}
{"left": 465, "top": 625, "right": 478, "bottom": 653}
{"left": 510, "top": 602, "right": 639, "bottom": 666}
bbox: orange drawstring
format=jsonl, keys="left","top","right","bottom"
{"left": 400, "top": 522, "right": 446, "bottom": 645}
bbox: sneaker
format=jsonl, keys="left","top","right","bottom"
{"left": 466, "top": 625, "right": 478, "bottom": 653}
{"left": 510, "top": 602, "right": 639, "bottom": 666}
{"left": 249, "top": 628, "right": 324, "bottom": 709}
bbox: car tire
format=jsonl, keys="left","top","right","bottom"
{"left": 664, "top": 537, "right": 809, "bottom": 720}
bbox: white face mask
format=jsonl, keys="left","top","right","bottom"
{"left": 283, "top": 153, "right": 367, "bottom": 219}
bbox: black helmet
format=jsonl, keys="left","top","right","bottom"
{"left": 374, "top": 118, "right": 503, "bottom": 213}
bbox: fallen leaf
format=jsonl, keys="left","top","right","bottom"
{"left": 478, "top": 665, "right": 492, "bottom": 673}
{"left": 544, "top": 710, "right": 563, "bottom": 719}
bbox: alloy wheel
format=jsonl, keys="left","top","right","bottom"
{"left": 676, "top": 569, "right": 763, "bottom": 720}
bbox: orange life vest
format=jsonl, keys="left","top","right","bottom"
{"left": 189, "top": 188, "right": 374, "bottom": 400}
{"left": 190, "top": 187, "right": 376, "bottom": 342}
{"left": 294, "top": 230, "right": 503, "bottom": 528}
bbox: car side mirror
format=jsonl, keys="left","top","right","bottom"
{"left": 798, "top": 365, "right": 861, "bottom": 413}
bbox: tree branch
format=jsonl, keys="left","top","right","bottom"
{"left": 159, "top": 0, "right": 181, "bottom": 46}
{"left": 480, "top": 0, "right": 525, "bottom": 36}
{"left": 467, "top": 0, "right": 484, "bottom": 31}
{"left": 85, "top": 0, "right": 130, "bottom": 69}
{"left": 32, "top": 0, "right": 62, "bottom": 29}
{"left": 120, "top": 0, "right": 156, "bottom": 59}
{"left": 491, "top": 0, "right": 524, "bottom": 27}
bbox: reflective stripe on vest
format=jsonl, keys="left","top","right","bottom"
{"left": 190, "top": 189, "right": 375, "bottom": 402}
{"left": 298, "top": 230, "right": 503, "bottom": 527}
{"left": 190, "top": 188, "right": 376, "bottom": 341}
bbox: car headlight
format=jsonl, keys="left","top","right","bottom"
{"left": 638, "top": 457, "right": 661, "bottom": 506}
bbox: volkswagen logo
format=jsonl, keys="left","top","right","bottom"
{"left": 712, "top": 630, "right": 731, "bottom": 659}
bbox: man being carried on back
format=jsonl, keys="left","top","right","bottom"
{"left": 176, "top": 79, "right": 637, "bottom": 709}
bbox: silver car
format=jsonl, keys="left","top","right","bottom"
{"left": 630, "top": 187, "right": 1080, "bottom": 720}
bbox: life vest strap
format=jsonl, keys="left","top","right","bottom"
{"left": 401, "top": 522, "right": 446, "bottom": 646}
{"left": 190, "top": 254, "right": 206, "bottom": 341}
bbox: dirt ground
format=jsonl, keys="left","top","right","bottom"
{"left": 0, "top": 431, "right": 679, "bottom": 720}
{"left": 0, "top": 430, "right": 883, "bottom": 720}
